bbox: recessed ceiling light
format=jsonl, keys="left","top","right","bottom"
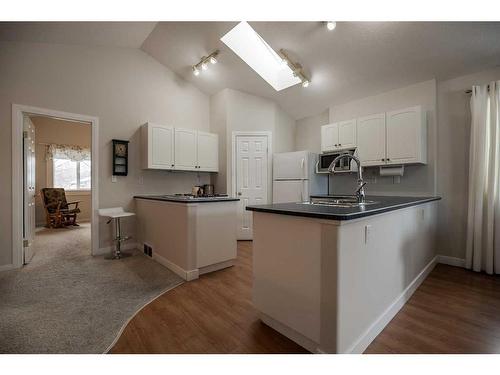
{"left": 326, "top": 21, "right": 336, "bottom": 31}
{"left": 221, "top": 21, "right": 301, "bottom": 91}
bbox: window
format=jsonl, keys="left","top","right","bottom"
{"left": 53, "top": 158, "right": 91, "bottom": 190}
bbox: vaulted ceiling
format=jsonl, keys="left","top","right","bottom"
{"left": 2, "top": 21, "right": 500, "bottom": 119}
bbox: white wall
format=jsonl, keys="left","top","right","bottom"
{"left": 210, "top": 88, "right": 296, "bottom": 199}
{"left": 0, "top": 41, "right": 211, "bottom": 266}
{"left": 436, "top": 67, "right": 500, "bottom": 260}
{"left": 295, "top": 110, "right": 329, "bottom": 153}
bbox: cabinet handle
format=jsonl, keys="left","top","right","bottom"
{"left": 171, "top": 164, "right": 174, "bottom": 167}
{"left": 382, "top": 158, "right": 385, "bottom": 161}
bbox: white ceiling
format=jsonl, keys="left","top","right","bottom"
{"left": 1, "top": 22, "right": 500, "bottom": 119}
{"left": 0, "top": 22, "right": 157, "bottom": 48}
{"left": 142, "top": 22, "right": 500, "bottom": 119}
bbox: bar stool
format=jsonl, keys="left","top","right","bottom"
{"left": 98, "top": 207, "right": 136, "bottom": 259}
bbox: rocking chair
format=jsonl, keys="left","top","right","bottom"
{"left": 40, "top": 188, "right": 82, "bottom": 228}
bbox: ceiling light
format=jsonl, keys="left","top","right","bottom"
{"left": 221, "top": 21, "right": 301, "bottom": 91}
{"left": 301, "top": 80, "right": 310, "bottom": 88}
{"left": 192, "top": 50, "right": 219, "bottom": 76}
{"left": 326, "top": 21, "right": 336, "bottom": 31}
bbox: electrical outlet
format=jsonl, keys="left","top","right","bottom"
{"left": 364, "top": 224, "right": 372, "bottom": 244}
{"left": 138, "top": 175, "right": 144, "bottom": 185}
{"left": 111, "top": 175, "right": 117, "bottom": 183}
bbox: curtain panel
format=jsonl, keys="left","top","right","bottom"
{"left": 466, "top": 80, "right": 500, "bottom": 274}
{"left": 46, "top": 144, "right": 90, "bottom": 162}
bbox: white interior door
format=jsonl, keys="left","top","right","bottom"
{"left": 23, "top": 116, "right": 36, "bottom": 264}
{"left": 235, "top": 135, "right": 269, "bottom": 240}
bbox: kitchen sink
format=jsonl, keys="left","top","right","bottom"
{"left": 299, "top": 197, "right": 378, "bottom": 208}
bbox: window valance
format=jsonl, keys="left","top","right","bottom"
{"left": 46, "top": 144, "right": 90, "bottom": 162}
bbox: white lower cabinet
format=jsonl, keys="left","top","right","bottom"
{"left": 141, "top": 123, "right": 219, "bottom": 172}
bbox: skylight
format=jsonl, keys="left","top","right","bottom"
{"left": 221, "top": 21, "right": 301, "bottom": 91}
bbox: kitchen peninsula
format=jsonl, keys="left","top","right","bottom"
{"left": 247, "top": 195, "right": 440, "bottom": 353}
{"left": 135, "top": 195, "right": 239, "bottom": 281}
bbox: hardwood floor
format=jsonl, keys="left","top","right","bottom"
{"left": 366, "top": 263, "right": 500, "bottom": 354}
{"left": 111, "top": 242, "right": 500, "bottom": 354}
{"left": 110, "top": 241, "right": 308, "bottom": 353}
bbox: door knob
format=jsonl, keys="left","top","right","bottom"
{"left": 237, "top": 192, "right": 242, "bottom": 196}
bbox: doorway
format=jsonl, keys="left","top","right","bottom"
{"left": 12, "top": 104, "right": 99, "bottom": 268}
{"left": 231, "top": 131, "right": 272, "bottom": 240}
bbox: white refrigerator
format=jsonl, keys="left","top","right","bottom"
{"left": 272, "top": 151, "right": 328, "bottom": 203}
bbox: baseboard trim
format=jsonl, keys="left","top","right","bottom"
{"left": 0, "top": 263, "right": 17, "bottom": 272}
{"left": 344, "top": 255, "right": 438, "bottom": 354}
{"left": 94, "top": 242, "right": 138, "bottom": 256}
{"left": 152, "top": 252, "right": 199, "bottom": 281}
{"left": 437, "top": 255, "right": 465, "bottom": 268}
{"left": 260, "top": 312, "right": 320, "bottom": 354}
{"left": 199, "top": 259, "right": 235, "bottom": 275}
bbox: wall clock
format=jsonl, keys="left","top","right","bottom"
{"left": 112, "top": 139, "right": 129, "bottom": 176}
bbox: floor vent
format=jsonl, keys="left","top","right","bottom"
{"left": 143, "top": 243, "right": 153, "bottom": 257}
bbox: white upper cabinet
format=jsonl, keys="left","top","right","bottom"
{"left": 338, "top": 119, "right": 357, "bottom": 149}
{"left": 321, "top": 123, "right": 339, "bottom": 152}
{"left": 142, "top": 123, "right": 219, "bottom": 172}
{"left": 141, "top": 123, "right": 174, "bottom": 170}
{"left": 197, "top": 131, "right": 219, "bottom": 172}
{"left": 355, "top": 106, "right": 427, "bottom": 167}
{"left": 386, "top": 106, "right": 426, "bottom": 165}
{"left": 321, "top": 119, "right": 356, "bottom": 152}
{"left": 174, "top": 128, "right": 198, "bottom": 171}
{"left": 357, "top": 113, "right": 386, "bottom": 166}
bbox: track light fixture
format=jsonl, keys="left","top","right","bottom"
{"left": 279, "top": 49, "right": 311, "bottom": 89}
{"left": 192, "top": 50, "right": 219, "bottom": 76}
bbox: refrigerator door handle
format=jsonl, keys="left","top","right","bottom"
{"left": 300, "top": 158, "right": 305, "bottom": 171}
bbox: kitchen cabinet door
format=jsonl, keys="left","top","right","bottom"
{"left": 357, "top": 113, "right": 386, "bottom": 166}
{"left": 338, "top": 119, "right": 357, "bottom": 149}
{"left": 141, "top": 123, "right": 174, "bottom": 170}
{"left": 197, "top": 131, "right": 219, "bottom": 172}
{"left": 386, "top": 106, "right": 427, "bottom": 165}
{"left": 174, "top": 128, "right": 198, "bottom": 171}
{"left": 321, "top": 123, "right": 339, "bottom": 152}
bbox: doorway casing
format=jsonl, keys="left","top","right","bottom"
{"left": 11, "top": 104, "right": 99, "bottom": 269}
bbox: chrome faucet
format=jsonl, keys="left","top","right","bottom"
{"left": 328, "top": 153, "right": 366, "bottom": 203}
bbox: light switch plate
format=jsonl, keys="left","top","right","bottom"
{"left": 111, "top": 175, "right": 117, "bottom": 183}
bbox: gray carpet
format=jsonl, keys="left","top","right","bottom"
{"left": 0, "top": 223, "right": 183, "bottom": 354}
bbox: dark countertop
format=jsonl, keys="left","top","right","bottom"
{"left": 134, "top": 195, "right": 240, "bottom": 203}
{"left": 246, "top": 195, "right": 441, "bottom": 221}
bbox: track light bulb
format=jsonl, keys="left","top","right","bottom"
{"left": 193, "top": 67, "right": 200, "bottom": 76}
{"left": 209, "top": 56, "right": 217, "bottom": 64}
{"left": 326, "top": 21, "right": 336, "bottom": 31}
{"left": 281, "top": 58, "right": 288, "bottom": 67}
{"left": 201, "top": 62, "right": 208, "bottom": 70}
{"left": 302, "top": 80, "right": 310, "bottom": 88}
